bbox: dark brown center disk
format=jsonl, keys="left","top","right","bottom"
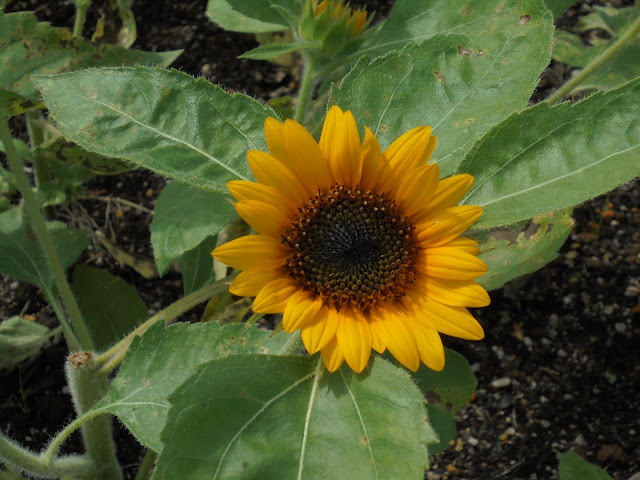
{"left": 282, "top": 184, "right": 418, "bottom": 310}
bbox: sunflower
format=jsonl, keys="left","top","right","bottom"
{"left": 212, "top": 106, "right": 490, "bottom": 373}
{"left": 314, "top": 0, "right": 369, "bottom": 36}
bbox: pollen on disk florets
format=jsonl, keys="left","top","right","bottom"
{"left": 282, "top": 184, "right": 418, "bottom": 311}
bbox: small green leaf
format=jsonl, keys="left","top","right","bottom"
{"left": 0, "top": 137, "right": 34, "bottom": 163}
{"left": 333, "top": 24, "right": 553, "bottom": 176}
{"left": 0, "top": 317, "right": 62, "bottom": 372}
{"left": 475, "top": 209, "right": 573, "bottom": 291}
{"left": 35, "top": 182, "right": 67, "bottom": 207}
{"left": 240, "top": 40, "right": 318, "bottom": 60}
{"left": 412, "top": 349, "right": 477, "bottom": 413}
{"left": 424, "top": 404, "right": 456, "bottom": 454}
{"left": 0, "top": 11, "right": 181, "bottom": 116}
{"left": 92, "top": 318, "right": 293, "bottom": 452}
{"left": 460, "top": 77, "right": 640, "bottom": 228}
{"left": 543, "top": 0, "right": 578, "bottom": 18}
{"left": 177, "top": 236, "right": 218, "bottom": 295}
{"left": 206, "top": 0, "right": 301, "bottom": 33}
{"left": 72, "top": 265, "right": 147, "bottom": 350}
{"left": 0, "top": 207, "right": 89, "bottom": 292}
{"left": 35, "top": 67, "right": 277, "bottom": 192}
{"left": 558, "top": 451, "right": 613, "bottom": 480}
{"left": 36, "top": 137, "right": 133, "bottom": 175}
{"left": 151, "top": 182, "right": 237, "bottom": 276}
{"left": 154, "top": 356, "right": 434, "bottom": 480}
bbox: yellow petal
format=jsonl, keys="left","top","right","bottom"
{"left": 235, "top": 200, "right": 290, "bottom": 238}
{"left": 407, "top": 322, "right": 445, "bottom": 371}
{"left": 252, "top": 278, "right": 299, "bottom": 313}
{"left": 415, "top": 247, "right": 488, "bottom": 280}
{"left": 301, "top": 306, "right": 338, "bottom": 354}
{"left": 369, "top": 306, "right": 420, "bottom": 372}
{"left": 247, "top": 150, "right": 308, "bottom": 206}
{"left": 283, "top": 119, "right": 334, "bottom": 192}
{"left": 282, "top": 292, "right": 323, "bottom": 333}
{"left": 264, "top": 117, "right": 287, "bottom": 162}
{"left": 415, "top": 205, "right": 483, "bottom": 247}
{"left": 406, "top": 293, "right": 485, "bottom": 340}
{"left": 320, "top": 106, "right": 362, "bottom": 186}
{"left": 321, "top": 336, "right": 345, "bottom": 373}
{"left": 396, "top": 163, "right": 440, "bottom": 217}
{"left": 212, "top": 235, "right": 286, "bottom": 272}
{"left": 442, "top": 236, "right": 479, "bottom": 254}
{"left": 378, "top": 127, "right": 436, "bottom": 194}
{"left": 335, "top": 308, "right": 372, "bottom": 373}
{"left": 359, "top": 126, "right": 384, "bottom": 191}
{"left": 421, "top": 173, "right": 474, "bottom": 214}
{"left": 229, "top": 270, "right": 281, "bottom": 296}
{"left": 418, "top": 275, "right": 490, "bottom": 307}
{"left": 226, "top": 180, "right": 298, "bottom": 215}
{"left": 369, "top": 314, "right": 386, "bottom": 354}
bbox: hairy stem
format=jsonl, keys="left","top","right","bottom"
{"left": 25, "top": 112, "right": 49, "bottom": 189}
{"left": 0, "top": 117, "right": 92, "bottom": 351}
{"left": 134, "top": 450, "right": 157, "bottom": 480}
{"left": 293, "top": 54, "right": 318, "bottom": 124}
{"left": 65, "top": 352, "right": 122, "bottom": 480}
{"left": 547, "top": 15, "right": 640, "bottom": 105}
{"left": 72, "top": 0, "right": 91, "bottom": 38}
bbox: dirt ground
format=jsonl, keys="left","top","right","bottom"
{"left": 1, "top": 1, "right": 639, "bottom": 479}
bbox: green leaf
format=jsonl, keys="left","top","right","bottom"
{"left": 333, "top": 22, "right": 553, "bottom": 176}
{"left": 35, "top": 182, "right": 67, "bottom": 207}
{"left": 151, "top": 182, "right": 238, "bottom": 276}
{"left": 543, "top": 0, "right": 578, "bottom": 18}
{"left": 424, "top": 404, "right": 456, "bottom": 454}
{"left": 460, "top": 77, "right": 640, "bottom": 228}
{"left": 72, "top": 265, "right": 147, "bottom": 350}
{"left": 240, "top": 40, "right": 318, "bottom": 60}
{"left": 0, "top": 11, "right": 181, "bottom": 116}
{"left": 35, "top": 67, "right": 277, "bottom": 192}
{"left": 36, "top": 137, "right": 134, "bottom": 175}
{"left": 206, "top": 0, "right": 300, "bottom": 33}
{"left": 92, "top": 319, "right": 294, "bottom": 452}
{"left": 177, "top": 236, "right": 218, "bottom": 295}
{"left": 154, "top": 356, "right": 434, "bottom": 480}
{"left": 0, "top": 207, "right": 89, "bottom": 292}
{"left": 475, "top": 209, "right": 573, "bottom": 291}
{"left": 0, "top": 137, "right": 34, "bottom": 163}
{"left": 412, "top": 349, "right": 477, "bottom": 413}
{"left": 558, "top": 451, "right": 613, "bottom": 480}
{"left": 0, "top": 317, "right": 62, "bottom": 372}
{"left": 552, "top": 8, "right": 640, "bottom": 92}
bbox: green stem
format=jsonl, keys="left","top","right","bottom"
{"left": 72, "top": 0, "right": 91, "bottom": 38}
{"left": 293, "top": 54, "right": 318, "bottom": 124}
{"left": 65, "top": 352, "right": 122, "bottom": 480}
{"left": 41, "top": 409, "right": 105, "bottom": 465}
{"left": 25, "top": 112, "right": 49, "bottom": 188}
{"left": 134, "top": 450, "right": 157, "bottom": 480}
{"left": 45, "top": 290, "right": 82, "bottom": 352}
{"left": 547, "top": 15, "right": 640, "bottom": 105}
{"left": 0, "top": 434, "right": 95, "bottom": 479}
{"left": 0, "top": 117, "right": 93, "bottom": 351}
{"left": 96, "top": 275, "right": 237, "bottom": 374}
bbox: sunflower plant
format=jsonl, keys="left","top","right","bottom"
{"left": 1, "top": 0, "right": 639, "bottom": 479}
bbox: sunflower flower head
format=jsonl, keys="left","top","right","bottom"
{"left": 212, "top": 106, "right": 490, "bottom": 374}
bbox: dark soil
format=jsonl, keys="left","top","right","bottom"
{"left": 1, "top": 1, "right": 639, "bottom": 479}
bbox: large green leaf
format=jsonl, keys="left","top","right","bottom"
{"left": 205, "top": 0, "right": 301, "bottom": 33}
{"left": 36, "top": 137, "right": 134, "bottom": 175}
{"left": 460, "top": 77, "right": 640, "bottom": 229}
{"left": 91, "top": 319, "right": 294, "bottom": 452}
{"left": 552, "top": 7, "right": 640, "bottom": 92}
{"left": 72, "top": 265, "right": 147, "bottom": 350}
{"left": 35, "top": 67, "right": 277, "bottom": 192}
{"left": 475, "top": 209, "right": 573, "bottom": 291}
{"left": 153, "top": 355, "right": 435, "bottom": 480}
{"left": 543, "top": 0, "right": 578, "bottom": 18}
{"left": 558, "top": 451, "right": 613, "bottom": 480}
{"left": 0, "top": 207, "right": 89, "bottom": 292}
{"left": 151, "top": 182, "right": 237, "bottom": 276}
{"left": 0, "top": 11, "right": 181, "bottom": 116}
{"left": 0, "top": 317, "right": 62, "bottom": 372}
{"left": 332, "top": 23, "right": 553, "bottom": 176}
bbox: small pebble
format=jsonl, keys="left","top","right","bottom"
{"left": 603, "top": 305, "right": 614, "bottom": 315}
{"left": 468, "top": 437, "right": 479, "bottom": 447}
{"left": 491, "top": 377, "right": 511, "bottom": 388}
{"left": 615, "top": 322, "right": 627, "bottom": 333}
{"left": 540, "top": 420, "right": 551, "bottom": 429}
